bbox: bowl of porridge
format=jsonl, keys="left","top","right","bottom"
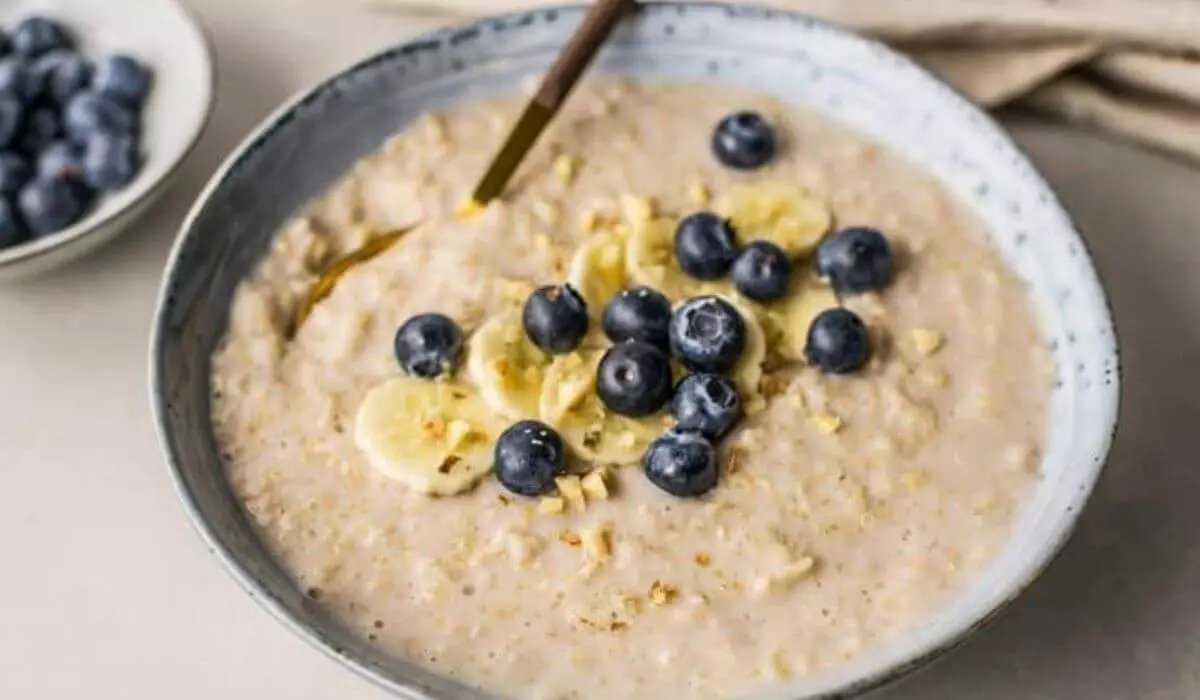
{"left": 150, "top": 4, "right": 1120, "bottom": 699}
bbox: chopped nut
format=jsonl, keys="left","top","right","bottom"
{"left": 559, "top": 530, "right": 582, "bottom": 546}
{"left": 496, "top": 494, "right": 512, "bottom": 506}
{"left": 579, "top": 209, "right": 599, "bottom": 233}
{"left": 901, "top": 469, "right": 931, "bottom": 491}
{"left": 811, "top": 411, "right": 843, "bottom": 434}
{"left": 582, "top": 429, "right": 602, "bottom": 450}
{"left": 687, "top": 181, "right": 711, "bottom": 206}
{"left": 539, "top": 496, "right": 566, "bottom": 514}
{"left": 619, "top": 193, "right": 654, "bottom": 223}
{"left": 581, "top": 525, "right": 611, "bottom": 564}
{"left": 423, "top": 418, "right": 448, "bottom": 439}
{"left": 553, "top": 154, "right": 579, "bottom": 185}
{"left": 581, "top": 469, "right": 610, "bottom": 500}
{"left": 724, "top": 446, "right": 747, "bottom": 475}
{"left": 911, "top": 328, "right": 944, "bottom": 356}
{"left": 752, "top": 557, "right": 817, "bottom": 595}
{"left": 694, "top": 553, "right": 711, "bottom": 568}
{"left": 555, "top": 475, "right": 586, "bottom": 510}
{"left": 648, "top": 580, "right": 678, "bottom": 606}
{"left": 532, "top": 198, "right": 560, "bottom": 226}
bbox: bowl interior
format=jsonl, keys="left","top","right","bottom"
{"left": 152, "top": 4, "right": 1119, "bottom": 699}
{"left": 0, "top": 0, "right": 212, "bottom": 270}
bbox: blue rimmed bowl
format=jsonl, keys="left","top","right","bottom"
{"left": 150, "top": 3, "right": 1120, "bottom": 698}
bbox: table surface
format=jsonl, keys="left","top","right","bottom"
{"left": 2, "top": 1, "right": 1198, "bottom": 698}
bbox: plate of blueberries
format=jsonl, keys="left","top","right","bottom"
{"left": 0, "top": 0, "right": 212, "bottom": 279}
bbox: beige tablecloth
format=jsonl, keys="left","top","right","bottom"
{"left": 371, "top": 0, "right": 1200, "bottom": 161}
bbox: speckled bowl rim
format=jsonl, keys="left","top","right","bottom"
{"left": 0, "top": 0, "right": 216, "bottom": 272}
{"left": 150, "top": 4, "right": 1121, "bottom": 699}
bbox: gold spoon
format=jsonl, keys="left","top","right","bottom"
{"left": 291, "top": 0, "right": 636, "bottom": 335}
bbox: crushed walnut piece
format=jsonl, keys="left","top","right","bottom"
{"left": 619, "top": 193, "right": 654, "bottom": 223}
{"left": 910, "top": 328, "right": 944, "bottom": 356}
{"left": 724, "top": 446, "right": 747, "bottom": 475}
{"left": 811, "top": 411, "right": 843, "bottom": 434}
{"left": 694, "top": 553, "right": 711, "bottom": 568}
{"left": 556, "top": 475, "right": 586, "bottom": 510}
{"left": 559, "top": 530, "right": 582, "bottom": 547}
{"left": 648, "top": 580, "right": 678, "bottom": 606}
{"left": 579, "top": 209, "right": 599, "bottom": 233}
{"left": 752, "top": 557, "right": 817, "bottom": 596}
{"left": 581, "top": 525, "right": 611, "bottom": 565}
{"left": 553, "top": 153, "right": 579, "bottom": 185}
{"left": 581, "top": 468, "right": 610, "bottom": 500}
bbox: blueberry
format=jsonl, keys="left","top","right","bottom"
{"left": 0, "top": 152, "right": 32, "bottom": 195}
{"left": 601, "top": 285, "right": 672, "bottom": 350}
{"left": 64, "top": 92, "right": 136, "bottom": 142}
{"left": 670, "top": 373, "right": 741, "bottom": 440}
{"left": 94, "top": 55, "right": 152, "bottom": 106}
{"left": 17, "top": 107, "right": 60, "bottom": 154}
{"left": 674, "top": 212, "right": 738, "bottom": 280}
{"left": 596, "top": 340, "right": 673, "bottom": 417}
{"left": 17, "top": 177, "right": 89, "bottom": 235}
{"left": 0, "top": 97, "right": 23, "bottom": 148}
{"left": 82, "top": 133, "right": 138, "bottom": 190}
{"left": 0, "top": 29, "right": 9, "bottom": 58}
{"left": 814, "top": 226, "right": 894, "bottom": 294}
{"left": 11, "top": 17, "right": 70, "bottom": 58}
{"left": 669, "top": 296, "right": 746, "bottom": 374}
{"left": 0, "top": 196, "right": 27, "bottom": 249}
{"left": 33, "top": 51, "right": 92, "bottom": 104}
{"left": 731, "top": 240, "right": 791, "bottom": 301}
{"left": 393, "top": 313, "right": 463, "bottom": 378}
{"left": 37, "top": 140, "right": 84, "bottom": 182}
{"left": 0, "top": 57, "right": 39, "bottom": 101}
{"left": 712, "top": 110, "right": 776, "bottom": 170}
{"left": 494, "top": 420, "right": 566, "bottom": 496}
{"left": 643, "top": 430, "right": 718, "bottom": 498}
{"left": 522, "top": 283, "right": 589, "bottom": 354}
{"left": 804, "top": 308, "right": 871, "bottom": 375}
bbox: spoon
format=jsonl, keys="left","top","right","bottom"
{"left": 291, "top": 0, "right": 636, "bottom": 335}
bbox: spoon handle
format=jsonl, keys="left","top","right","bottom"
{"left": 470, "top": 0, "right": 635, "bottom": 205}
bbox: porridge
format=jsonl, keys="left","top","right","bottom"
{"left": 211, "top": 81, "right": 1052, "bottom": 699}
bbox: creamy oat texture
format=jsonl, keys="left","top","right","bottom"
{"left": 211, "top": 82, "right": 1052, "bottom": 699}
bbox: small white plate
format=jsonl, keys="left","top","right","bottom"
{"left": 0, "top": 0, "right": 213, "bottom": 280}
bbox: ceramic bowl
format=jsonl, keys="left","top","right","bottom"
{"left": 0, "top": 0, "right": 213, "bottom": 280}
{"left": 150, "top": 3, "right": 1120, "bottom": 698}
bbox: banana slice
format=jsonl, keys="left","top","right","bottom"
{"left": 717, "top": 182, "right": 832, "bottom": 258}
{"left": 625, "top": 216, "right": 727, "bottom": 302}
{"left": 539, "top": 348, "right": 666, "bottom": 464}
{"left": 540, "top": 350, "right": 601, "bottom": 424}
{"left": 765, "top": 275, "right": 840, "bottom": 361}
{"left": 721, "top": 295, "right": 768, "bottom": 409}
{"left": 466, "top": 309, "right": 549, "bottom": 420}
{"left": 354, "top": 376, "right": 499, "bottom": 496}
{"left": 566, "top": 227, "right": 627, "bottom": 313}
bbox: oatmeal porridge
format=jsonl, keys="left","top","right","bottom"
{"left": 211, "top": 81, "right": 1052, "bottom": 699}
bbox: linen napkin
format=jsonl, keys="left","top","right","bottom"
{"left": 367, "top": 0, "right": 1200, "bottom": 162}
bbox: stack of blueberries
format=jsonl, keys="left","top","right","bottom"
{"left": 0, "top": 16, "right": 153, "bottom": 250}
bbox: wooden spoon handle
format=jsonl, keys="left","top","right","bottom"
{"left": 470, "top": 0, "right": 635, "bottom": 205}
{"left": 535, "top": 0, "right": 636, "bottom": 108}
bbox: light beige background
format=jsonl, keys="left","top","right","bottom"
{"left": 0, "top": 1, "right": 1197, "bottom": 698}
